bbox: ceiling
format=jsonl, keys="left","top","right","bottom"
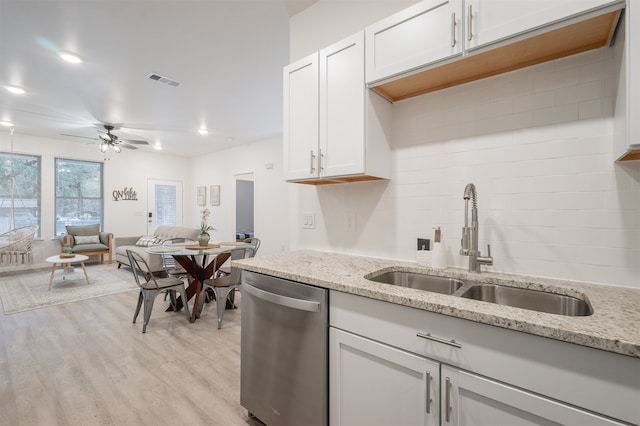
{"left": 0, "top": 0, "right": 316, "bottom": 157}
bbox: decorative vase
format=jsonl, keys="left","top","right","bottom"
{"left": 198, "top": 233, "right": 210, "bottom": 246}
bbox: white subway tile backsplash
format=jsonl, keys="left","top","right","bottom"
{"left": 303, "top": 49, "right": 639, "bottom": 288}
{"left": 533, "top": 103, "right": 579, "bottom": 126}
{"left": 555, "top": 80, "right": 603, "bottom": 105}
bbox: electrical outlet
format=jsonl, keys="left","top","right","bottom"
{"left": 417, "top": 238, "right": 430, "bottom": 251}
{"left": 344, "top": 212, "right": 356, "bottom": 232}
{"left": 302, "top": 212, "right": 315, "bottom": 229}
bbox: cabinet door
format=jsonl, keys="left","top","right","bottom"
{"left": 366, "top": 0, "right": 463, "bottom": 84}
{"left": 441, "top": 366, "right": 627, "bottom": 426}
{"left": 283, "top": 52, "right": 319, "bottom": 181}
{"left": 330, "top": 328, "right": 439, "bottom": 426}
{"left": 465, "top": 0, "right": 622, "bottom": 51}
{"left": 319, "top": 32, "right": 365, "bottom": 178}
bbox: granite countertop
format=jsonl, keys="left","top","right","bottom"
{"left": 233, "top": 250, "right": 640, "bottom": 359}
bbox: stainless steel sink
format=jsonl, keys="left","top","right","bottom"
{"left": 460, "top": 284, "right": 593, "bottom": 316}
{"left": 368, "top": 271, "right": 464, "bottom": 295}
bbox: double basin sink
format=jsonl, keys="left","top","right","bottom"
{"left": 367, "top": 270, "right": 593, "bottom": 316}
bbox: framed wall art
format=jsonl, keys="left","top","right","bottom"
{"left": 197, "top": 186, "right": 206, "bottom": 206}
{"left": 210, "top": 185, "right": 221, "bottom": 206}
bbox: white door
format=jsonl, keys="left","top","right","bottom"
{"left": 283, "top": 52, "right": 319, "bottom": 181}
{"left": 465, "top": 0, "right": 621, "bottom": 51}
{"left": 365, "top": 0, "right": 463, "bottom": 84}
{"left": 319, "top": 31, "right": 366, "bottom": 178}
{"left": 330, "top": 328, "right": 440, "bottom": 426}
{"left": 441, "top": 366, "right": 626, "bottom": 426}
{"left": 147, "top": 179, "right": 183, "bottom": 234}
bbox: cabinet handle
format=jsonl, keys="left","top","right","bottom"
{"left": 309, "top": 149, "right": 316, "bottom": 174}
{"left": 416, "top": 332, "right": 462, "bottom": 349}
{"left": 318, "top": 148, "right": 324, "bottom": 172}
{"left": 467, "top": 4, "right": 473, "bottom": 41}
{"left": 445, "top": 377, "right": 452, "bottom": 423}
{"left": 451, "top": 12, "right": 456, "bottom": 47}
{"left": 425, "top": 371, "right": 432, "bottom": 414}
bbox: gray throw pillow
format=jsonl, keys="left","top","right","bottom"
{"left": 66, "top": 224, "right": 100, "bottom": 236}
{"left": 74, "top": 235, "right": 101, "bottom": 245}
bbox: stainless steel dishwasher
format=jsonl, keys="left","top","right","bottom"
{"left": 240, "top": 270, "right": 328, "bottom": 426}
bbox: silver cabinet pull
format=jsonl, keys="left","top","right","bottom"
{"left": 309, "top": 149, "right": 316, "bottom": 174}
{"left": 445, "top": 377, "right": 452, "bottom": 422}
{"left": 451, "top": 12, "right": 456, "bottom": 47}
{"left": 425, "top": 371, "right": 432, "bottom": 414}
{"left": 416, "top": 332, "right": 462, "bottom": 349}
{"left": 467, "top": 4, "right": 473, "bottom": 41}
{"left": 318, "top": 148, "right": 324, "bottom": 172}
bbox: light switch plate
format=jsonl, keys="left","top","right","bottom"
{"left": 344, "top": 212, "right": 356, "bottom": 232}
{"left": 302, "top": 212, "right": 315, "bottom": 229}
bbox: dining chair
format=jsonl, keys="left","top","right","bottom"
{"left": 127, "top": 249, "right": 191, "bottom": 333}
{"left": 161, "top": 238, "right": 191, "bottom": 281}
{"left": 198, "top": 247, "right": 246, "bottom": 329}
{"left": 217, "top": 237, "right": 260, "bottom": 277}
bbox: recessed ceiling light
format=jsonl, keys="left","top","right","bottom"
{"left": 6, "top": 85, "right": 25, "bottom": 95}
{"left": 0, "top": 121, "right": 14, "bottom": 127}
{"left": 153, "top": 144, "right": 162, "bottom": 150}
{"left": 58, "top": 51, "right": 83, "bottom": 64}
{"left": 198, "top": 128, "right": 208, "bottom": 135}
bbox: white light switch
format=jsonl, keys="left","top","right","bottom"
{"left": 302, "top": 212, "right": 315, "bottom": 229}
{"left": 344, "top": 212, "right": 356, "bottom": 232}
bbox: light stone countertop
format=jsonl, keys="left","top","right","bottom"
{"left": 233, "top": 250, "right": 640, "bottom": 359}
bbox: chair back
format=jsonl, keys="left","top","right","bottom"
{"left": 218, "top": 247, "right": 247, "bottom": 285}
{"left": 127, "top": 249, "right": 160, "bottom": 290}
{"left": 244, "top": 237, "right": 260, "bottom": 258}
{"left": 161, "top": 238, "right": 186, "bottom": 272}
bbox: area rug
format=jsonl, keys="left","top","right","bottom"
{"left": 0, "top": 263, "right": 138, "bottom": 314}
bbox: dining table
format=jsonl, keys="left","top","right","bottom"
{"left": 145, "top": 242, "right": 247, "bottom": 323}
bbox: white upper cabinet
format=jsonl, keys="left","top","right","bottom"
{"left": 366, "top": 0, "right": 624, "bottom": 101}
{"left": 466, "top": 0, "right": 624, "bottom": 51}
{"left": 283, "top": 52, "right": 319, "bottom": 181}
{"left": 283, "top": 31, "right": 391, "bottom": 184}
{"left": 614, "top": 0, "right": 640, "bottom": 161}
{"left": 366, "top": 0, "right": 463, "bottom": 84}
{"left": 319, "top": 33, "right": 366, "bottom": 178}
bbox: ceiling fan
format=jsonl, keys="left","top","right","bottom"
{"left": 97, "top": 124, "right": 149, "bottom": 153}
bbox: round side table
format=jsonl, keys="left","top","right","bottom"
{"left": 46, "top": 254, "right": 91, "bottom": 290}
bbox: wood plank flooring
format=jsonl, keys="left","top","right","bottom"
{"left": 0, "top": 288, "right": 259, "bottom": 425}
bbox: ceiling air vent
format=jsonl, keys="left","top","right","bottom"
{"left": 146, "top": 73, "right": 181, "bottom": 87}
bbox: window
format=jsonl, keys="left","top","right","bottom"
{"left": 0, "top": 152, "right": 41, "bottom": 235}
{"left": 55, "top": 158, "right": 103, "bottom": 235}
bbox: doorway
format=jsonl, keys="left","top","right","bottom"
{"left": 235, "top": 173, "right": 254, "bottom": 241}
{"left": 147, "top": 179, "right": 183, "bottom": 234}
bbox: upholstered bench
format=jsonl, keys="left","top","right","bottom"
{"left": 59, "top": 224, "right": 113, "bottom": 264}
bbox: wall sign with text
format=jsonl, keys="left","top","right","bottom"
{"left": 113, "top": 187, "right": 138, "bottom": 201}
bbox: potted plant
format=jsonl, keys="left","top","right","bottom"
{"left": 198, "top": 208, "right": 213, "bottom": 246}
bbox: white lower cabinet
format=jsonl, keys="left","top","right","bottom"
{"left": 330, "top": 328, "right": 440, "bottom": 426}
{"left": 329, "top": 291, "right": 638, "bottom": 426}
{"left": 441, "top": 366, "right": 625, "bottom": 426}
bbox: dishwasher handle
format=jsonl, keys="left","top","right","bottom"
{"left": 243, "top": 281, "right": 321, "bottom": 312}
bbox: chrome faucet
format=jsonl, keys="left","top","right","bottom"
{"left": 460, "top": 183, "right": 493, "bottom": 273}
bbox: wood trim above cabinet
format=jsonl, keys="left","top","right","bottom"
{"left": 617, "top": 149, "right": 640, "bottom": 161}
{"left": 371, "top": 10, "right": 622, "bottom": 103}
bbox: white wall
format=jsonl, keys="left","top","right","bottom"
{"left": 188, "top": 136, "right": 290, "bottom": 256}
{"left": 288, "top": 0, "right": 640, "bottom": 288}
{"left": 0, "top": 133, "right": 189, "bottom": 266}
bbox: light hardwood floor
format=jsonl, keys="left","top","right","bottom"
{"left": 0, "top": 287, "right": 259, "bottom": 426}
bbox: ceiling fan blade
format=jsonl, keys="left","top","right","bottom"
{"left": 119, "top": 143, "right": 139, "bottom": 150}
{"left": 60, "top": 133, "right": 99, "bottom": 141}
{"left": 120, "top": 139, "right": 149, "bottom": 145}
